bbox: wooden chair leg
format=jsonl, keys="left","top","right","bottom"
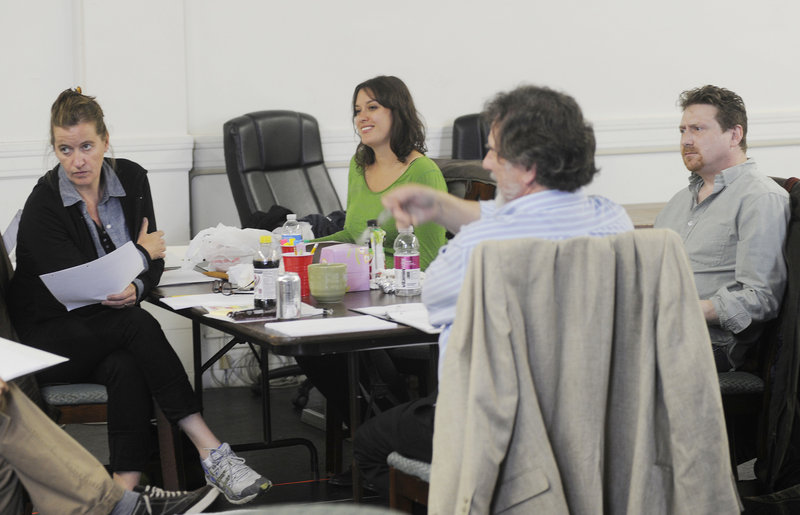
{"left": 155, "top": 404, "right": 183, "bottom": 490}
{"left": 390, "top": 466, "right": 415, "bottom": 512}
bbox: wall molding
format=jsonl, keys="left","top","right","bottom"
{"left": 3, "top": 111, "right": 798, "bottom": 179}
{"left": 0, "top": 135, "right": 194, "bottom": 179}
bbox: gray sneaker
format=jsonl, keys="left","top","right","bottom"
{"left": 131, "top": 485, "right": 218, "bottom": 514}
{"left": 202, "top": 442, "right": 272, "bottom": 504}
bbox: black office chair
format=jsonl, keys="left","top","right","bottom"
{"left": 451, "top": 113, "right": 490, "bottom": 160}
{"left": 223, "top": 110, "right": 343, "bottom": 407}
{"left": 223, "top": 110, "right": 342, "bottom": 226}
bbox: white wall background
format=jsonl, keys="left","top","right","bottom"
{"left": 2, "top": 0, "right": 799, "bottom": 382}
{"left": 2, "top": 0, "right": 800, "bottom": 234}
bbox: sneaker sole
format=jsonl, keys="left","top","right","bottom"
{"left": 184, "top": 487, "right": 220, "bottom": 514}
{"left": 206, "top": 478, "right": 272, "bottom": 505}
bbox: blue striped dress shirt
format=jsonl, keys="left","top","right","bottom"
{"left": 422, "top": 189, "right": 634, "bottom": 380}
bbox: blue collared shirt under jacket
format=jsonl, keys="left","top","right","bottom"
{"left": 422, "top": 189, "right": 634, "bottom": 380}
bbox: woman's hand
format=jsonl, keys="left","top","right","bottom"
{"left": 137, "top": 217, "right": 166, "bottom": 260}
{"left": 103, "top": 283, "right": 138, "bottom": 309}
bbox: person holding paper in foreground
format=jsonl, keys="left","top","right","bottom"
{"left": 353, "top": 85, "right": 634, "bottom": 496}
{"left": 0, "top": 374, "right": 219, "bottom": 515}
{"left": 8, "top": 88, "right": 270, "bottom": 504}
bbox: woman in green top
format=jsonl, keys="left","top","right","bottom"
{"left": 314, "top": 75, "right": 447, "bottom": 270}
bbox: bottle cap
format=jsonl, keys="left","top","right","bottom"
{"left": 260, "top": 235, "right": 272, "bottom": 243}
{"left": 287, "top": 214, "right": 297, "bottom": 221}
{"left": 367, "top": 219, "right": 378, "bottom": 227}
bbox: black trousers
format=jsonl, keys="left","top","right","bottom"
{"left": 296, "top": 350, "right": 411, "bottom": 422}
{"left": 353, "top": 392, "right": 436, "bottom": 497}
{"left": 16, "top": 306, "right": 202, "bottom": 472}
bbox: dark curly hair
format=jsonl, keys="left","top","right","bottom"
{"left": 352, "top": 76, "right": 427, "bottom": 169}
{"left": 50, "top": 87, "right": 108, "bottom": 146}
{"left": 481, "top": 85, "right": 598, "bottom": 192}
{"left": 679, "top": 85, "right": 747, "bottom": 151}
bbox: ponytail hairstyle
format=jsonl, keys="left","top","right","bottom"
{"left": 50, "top": 87, "right": 109, "bottom": 146}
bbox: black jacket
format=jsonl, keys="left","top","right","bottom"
{"left": 9, "top": 158, "right": 163, "bottom": 329}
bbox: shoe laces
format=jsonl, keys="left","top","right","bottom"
{"left": 208, "top": 448, "right": 257, "bottom": 484}
{"left": 140, "top": 485, "right": 189, "bottom": 512}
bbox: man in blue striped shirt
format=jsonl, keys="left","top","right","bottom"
{"left": 354, "top": 85, "right": 633, "bottom": 497}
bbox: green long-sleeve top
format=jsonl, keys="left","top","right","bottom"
{"left": 314, "top": 155, "right": 447, "bottom": 270}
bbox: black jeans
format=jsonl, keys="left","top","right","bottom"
{"left": 353, "top": 392, "right": 437, "bottom": 497}
{"left": 17, "top": 306, "right": 201, "bottom": 472}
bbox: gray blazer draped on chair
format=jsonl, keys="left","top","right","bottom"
{"left": 429, "top": 229, "right": 740, "bottom": 514}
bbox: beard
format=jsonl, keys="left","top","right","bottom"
{"left": 682, "top": 149, "right": 703, "bottom": 173}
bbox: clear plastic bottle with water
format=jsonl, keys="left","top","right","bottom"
{"left": 393, "top": 225, "right": 421, "bottom": 296}
{"left": 280, "top": 214, "right": 303, "bottom": 251}
{"left": 253, "top": 235, "right": 281, "bottom": 309}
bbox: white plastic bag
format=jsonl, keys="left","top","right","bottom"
{"left": 184, "top": 224, "right": 274, "bottom": 272}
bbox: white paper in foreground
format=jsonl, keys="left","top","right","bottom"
{"left": 39, "top": 241, "right": 144, "bottom": 311}
{"left": 265, "top": 315, "right": 397, "bottom": 337}
{"left": 0, "top": 336, "right": 68, "bottom": 381}
{"left": 351, "top": 303, "right": 441, "bottom": 334}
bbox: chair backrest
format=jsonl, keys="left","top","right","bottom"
{"left": 0, "top": 230, "right": 17, "bottom": 342}
{"left": 756, "top": 176, "right": 800, "bottom": 490}
{"left": 430, "top": 230, "right": 738, "bottom": 513}
{"left": 222, "top": 110, "right": 342, "bottom": 225}
{"left": 433, "top": 159, "right": 496, "bottom": 202}
{"left": 451, "top": 113, "right": 489, "bottom": 160}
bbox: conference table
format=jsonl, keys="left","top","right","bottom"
{"left": 149, "top": 283, "right": 439, "bottom": 500}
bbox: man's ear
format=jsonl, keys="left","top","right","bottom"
{"left": 524, "top": 164, "right": 538, "bottom": 187}
{"left": 729, "top": 125, "right": 744, "bottom": 148}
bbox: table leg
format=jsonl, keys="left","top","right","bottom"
{"left": 348, "top": 352, "right": 362, "bottom": 502}
{"left": 192, "top": 321, "right": 203, "bottom": 406}
{"left": 325, "top": 399, "right": 344, "bottom": 474}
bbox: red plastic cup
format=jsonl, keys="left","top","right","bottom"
{"left": 282, "top": 254, "right": 313, "bottom": 297}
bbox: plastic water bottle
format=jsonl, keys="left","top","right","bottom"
{"left": 280, "top": 214, "right": 303, "bottom": 252}
{"left": 367, "top": 219, "right": 386, "bottom": 289}
{"left": 253, "top": 235, "right": 281, "bottom": 309}
{"left": 393, "top": 225, "right": 421, "bottom": 296}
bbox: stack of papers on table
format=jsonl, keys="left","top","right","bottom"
{"left": 0, "top": 336, "right": 68, "bottom": 381}
{"left": 351, "top": 303, "right": 441, "bottom": 334}
{"left": 158, "top": 269, "right": 216, "bottom": 286}
{"left": 265, "top": 315, "right": 397, "bottom": 337}
{"left": 159, "top": 292, "right": 254, "bottom": 310}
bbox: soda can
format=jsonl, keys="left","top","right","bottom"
{"left": 277, "top": 272, "right": 301, "bottom": 319}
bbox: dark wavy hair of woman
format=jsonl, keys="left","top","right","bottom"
{"left": 352, "top": 75, "right": 427, "bottom": 169}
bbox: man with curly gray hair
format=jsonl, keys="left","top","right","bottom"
{"left": 353, "top": 84, "right": 634, "bottom": 497}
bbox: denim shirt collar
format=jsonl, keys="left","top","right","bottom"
{"left": 688, "top": 158, "right": 755, "bottom": 196}
{"left": 58, "top": 161, "right": 126, "bottom": 207}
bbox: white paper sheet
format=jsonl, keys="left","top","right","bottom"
{"left": 0, "top": 336, "right": 68, "bottom": 381}
{"left": 265, "top": 315, "right": 397, "bottom": 337}
{"left": 159, "top": 292, "right": 254, "bottom": 310}
{"left": 39, "top": 241, "right": 144, "bottom": 311}
{"left": 158, "top": 269, "right": 216, "bottom": 286}
{"left": 351, "top": 303, "right": 441, "bottom": 334}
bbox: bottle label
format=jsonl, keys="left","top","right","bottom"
{"left": 280, "top": 233, "right": 302, "bottom": 247}
{"left": 394, "top": 254, "right": 420, "bottom": 270}
{"left": 395, "top": 267, "right": 420, "bottom": 290}
{"left": 254, "top": 268, "right": 279, "bottom": 300}
{"left": 394, "top": 254, "right": 420, "bottom": 290}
